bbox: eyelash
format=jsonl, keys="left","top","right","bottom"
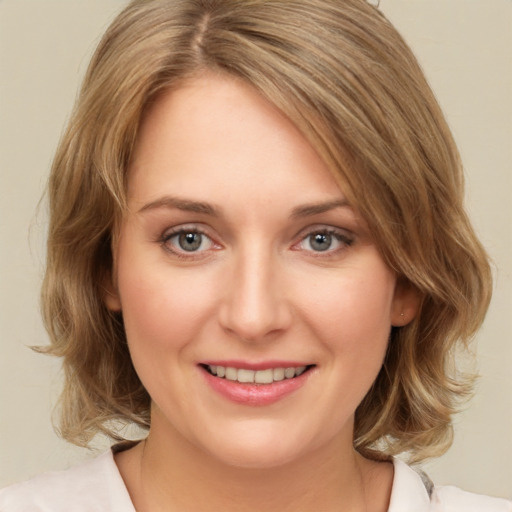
{"left": 158, "top": 225, "right": 354, "bottom": 260}
{"left": 294, "top": 228, "right": 354, "bottom": 256}
{"left": 159, "top": 226, "right": 218, "bottom": 260}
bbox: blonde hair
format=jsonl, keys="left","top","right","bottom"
{"left": 42, "top": 0, "right": 492, "bottom": 462}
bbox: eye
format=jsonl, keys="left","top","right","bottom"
{"left": 176, "top": 232, "right": 206, "bottom": 252}
{"left": 307, "top": 232, "right": 336, "bottom": 252}
{"left": 161, "top": 228, "right": 217, "bottom": 256}
{"left": 296, "top": 228, "right": 353, "bottom": 254}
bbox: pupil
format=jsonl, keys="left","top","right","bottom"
{"left": 179, "top": 232, "right": 202, "bottom": 251}
{"left": 311, "top": 233, "right": 331, "bottom": 251}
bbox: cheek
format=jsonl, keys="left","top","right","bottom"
{"left": 116, "top": 256, "right": 217, "bottom": 355}
{"left": 296, "top": 262, "right": 395, "bottom": 359}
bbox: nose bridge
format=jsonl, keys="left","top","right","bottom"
{"left": 220, "top": 241, "right": 289, "bottom": 341}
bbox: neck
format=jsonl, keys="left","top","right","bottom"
{"left": 117, "top": 424, "right": 379, "bottom": 512}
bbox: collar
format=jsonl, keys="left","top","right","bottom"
{"left": 388, "top": 458, "right": 432, "bottom": 512}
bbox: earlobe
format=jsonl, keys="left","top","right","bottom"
{"left": 102, "top": 273, "right": 122, "bottom": 312}
{"left": 391, "top": 279, "right": 421, "bottom": 327}
{"left": 104, "top": 288, "right": 122, "bottom": 312}
{"left": 103, "top": 236, "right": 122, "bottom": 312}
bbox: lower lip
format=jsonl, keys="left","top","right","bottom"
{"left": 201, "top": 368, "right": 312, "bottom": 406}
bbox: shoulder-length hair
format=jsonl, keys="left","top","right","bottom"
{"left": 41, "top": 0, "right": 492, "bottom": 462}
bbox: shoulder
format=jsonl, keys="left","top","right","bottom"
{"left": 0, "top": 450, "right": 135, "bottom": 512}
{"left": 431, "top": 486, "right": 512, "bottom": 512}
{"left": 389, "top": 458, "right": 512, "bottom": 512}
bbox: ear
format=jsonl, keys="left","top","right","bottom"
{"left": 102, "top": 271, "right": 122, "bottom": 312}
{"left": 102, "top": 230, "right": 122, "bottom": 312}
{"left": 390, "top": 278, "right": 421, "bottom": 327}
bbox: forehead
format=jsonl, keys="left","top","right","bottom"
{"left": 127, "top": 73, "right": 348, "bottom": 214}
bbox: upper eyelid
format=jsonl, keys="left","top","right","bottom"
{"left": 161, "top": 224, "right": 213, "bottom": 239}
{"left": 158, "top": 224, "right": 213, "bottom": 245}
{"left": 295, "top": 224, "right": 354, "bottom": 239}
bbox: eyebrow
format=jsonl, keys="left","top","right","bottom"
{"left": 137, "top": 195, "right": 351, "bottom": 218}
{"left": 138, "top": 196, "right": 221, "bottom": 216}
{"left": 290, "top": 199, "right": 351, "bottom": 218}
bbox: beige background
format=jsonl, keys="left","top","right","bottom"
{"left": 1, "top": 0, "right": 511, "bottom": 499}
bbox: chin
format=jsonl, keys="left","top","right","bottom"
{"left": 195, "top": 421, "right": 323, "bottom": 470}
{"left": 208, "top": 441, "right": 302, "bottom": 470}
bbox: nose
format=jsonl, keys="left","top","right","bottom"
{"left": 218, "top": 247, "right": 292, "bottom": 343}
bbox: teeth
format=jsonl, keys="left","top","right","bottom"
{"left": 284, "top": 367, "right": 295, "bottom": 379}
{"left": 273, "top": 368, "right": 285, "bottom": 381}
{"left": 295, "top": 366, "right": 306, "bottom": 376}
{"left": 237, "top": 369, "right": 255, "bottom": 383}
{"left": 206, "top": 365, "right": 309, "bottom": 384}
{"left": 255, "top": 369, "right": 273, "bottom": 384}
{"left": 225, "top": 367, "right": 237, "bottom": 381}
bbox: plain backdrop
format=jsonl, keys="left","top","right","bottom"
{"left": 0, "top": 0, "right": 511, "bottom": 500}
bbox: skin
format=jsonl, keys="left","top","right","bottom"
{"left": 106, "top": 73, "right": 418, "bottom": 511}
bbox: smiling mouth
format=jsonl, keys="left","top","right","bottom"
{"left": 200, "top": 364, "right": 315, "bottom": 385}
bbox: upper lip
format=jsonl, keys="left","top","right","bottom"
{"left": 199, "top": 360, "right": 314, "bottom": 371}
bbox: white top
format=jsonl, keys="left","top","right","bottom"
{"left": 0, "top": 450, "right": 510, "bottom": 512}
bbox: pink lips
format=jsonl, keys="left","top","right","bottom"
{"left": 199, "top": 361, "right": 313, "bottom": 406}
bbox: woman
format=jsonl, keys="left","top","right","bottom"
{"left": 1, "top": 0, "right": 510, "bottom": 510}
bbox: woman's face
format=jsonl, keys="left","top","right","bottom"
{"left": 107, "top": 74, "right": 413, "bottom": 468}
